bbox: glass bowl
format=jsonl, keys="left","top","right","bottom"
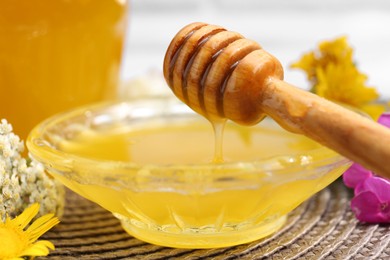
{"left": 27, "top": 96, "right": 350, "bottom": 249}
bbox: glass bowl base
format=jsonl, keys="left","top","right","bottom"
{"left": 117, "top": 215, "right": 287, "bottom": 249}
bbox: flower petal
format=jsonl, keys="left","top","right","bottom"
{"left": 11, "top": 203, "right": 39, "bottom": 229}
{"left": 342, "top": 163, "right": 373, "bottom": 188}
{"left": 354, "top": 181, "right": 367, "bottom": 196}
{"left": 27, "top": 213, "right": 58, "bottom": 236}
{"left": 378, "top": 112, "right": 390, "bottom": 128}
{"left": 360, "top": 103, "right": 385, "bottom": 121}
{"left": 20, "top": 240, "right": 54, "bottom": 256}
{"left": 27, "top": 216, "right": 59, "bottom": 242}
{"left": 350, "top": 191, "right": 389, "bottom": 223}
{"left": 356, "top": 176, "right": 390, "bottom": 202}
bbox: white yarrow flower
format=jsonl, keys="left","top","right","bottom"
{"left": 0, "top": 119, "right": 65, "bottom": 221}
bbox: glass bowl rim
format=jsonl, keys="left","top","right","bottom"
{"left": 27, "top": 95, "right": 350, "bottom": 175}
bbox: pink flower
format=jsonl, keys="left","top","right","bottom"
{"left": 351, "top": 177, "right": 390, "bottom": 223}
{"left": 378, "top": 112, "right": 390, "bottom": 127}
{"left": 343, "top": 163, "right": 372, "bottom": 189}
{"left": 342, "top": 112, "right": 390, "bottom": 223}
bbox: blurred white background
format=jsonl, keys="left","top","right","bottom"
{"left": 121, "top": 0, "right": 390, "bottom": 98}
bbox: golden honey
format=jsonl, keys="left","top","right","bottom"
{"left": 50, "top": 116, "right": 346, "bottom": 248}
{"left": 0, "top": 0, "right": 128, "bottom": 140}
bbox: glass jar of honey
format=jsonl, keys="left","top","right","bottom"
{"left": 0, "top": 0, "right": 129, "bottom": 140}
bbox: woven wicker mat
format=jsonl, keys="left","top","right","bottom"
{"left": 40, "top": 180, "right": 390, "bottom": 260}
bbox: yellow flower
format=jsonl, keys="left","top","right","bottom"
{"left": 291, "top": 36, "right": 353, "bottom": 85}
{"left": 291, "top": 36, "right": 385, "bottom": 119}
{"left": 0, "top": 203, "right": 59, "bottom": 260}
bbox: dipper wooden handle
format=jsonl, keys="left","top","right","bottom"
{"left": 163, "top": 22, "right": 390, "bottom": 178}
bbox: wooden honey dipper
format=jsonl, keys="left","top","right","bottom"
{"left": 163, "top": 22, "right": 390, "bottom": 178}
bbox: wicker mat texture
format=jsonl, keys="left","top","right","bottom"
{"left": 40, "top": 180, "right": 390, "bottom": 260}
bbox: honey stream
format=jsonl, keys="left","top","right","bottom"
{"left": 211, "top": 120, "right": 226, "bottom": 163}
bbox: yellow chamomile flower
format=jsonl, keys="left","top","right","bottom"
{"left": 0, "top": 203, "right": 59, "bottom": 260}
{"left": 291, "top": 36, "right": 384, "bottom": 119}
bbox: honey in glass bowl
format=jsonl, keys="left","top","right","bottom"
{"left": 27, "top": 96, "right": 351, "bottom": 248}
